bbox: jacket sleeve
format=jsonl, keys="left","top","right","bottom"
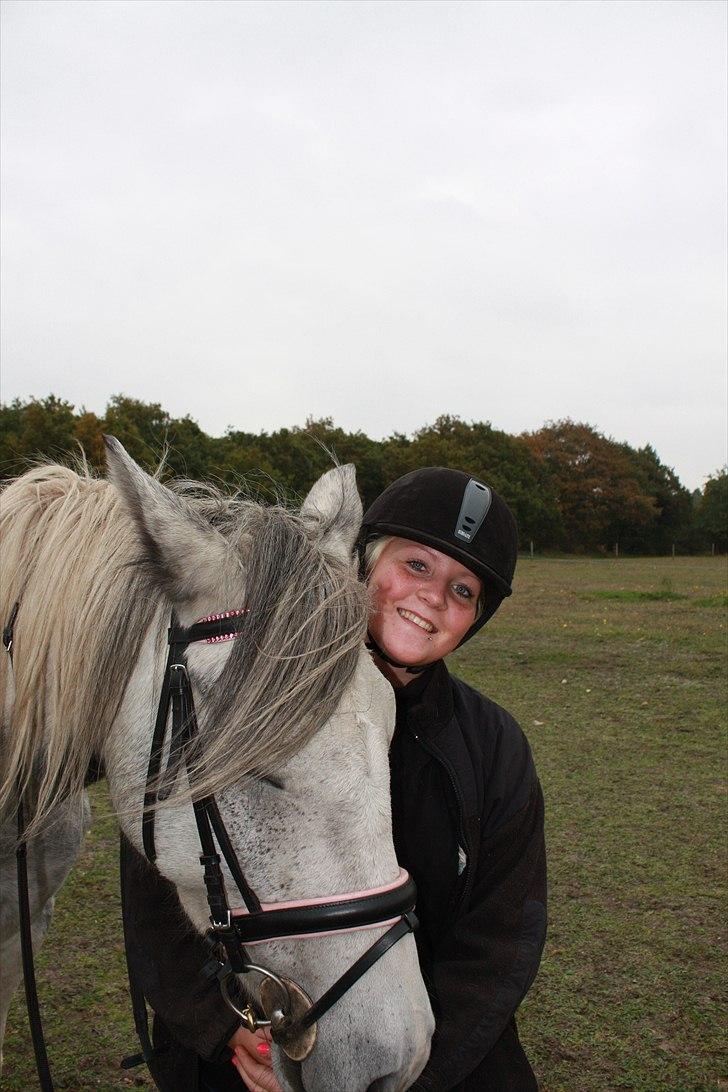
{"left": 120, "top": 834, "right": 242, "bottom": 1063}
{"left": 411, "top": 773, "right": 547, "bottom": 1092}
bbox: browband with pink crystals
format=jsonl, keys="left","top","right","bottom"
{"left": 195, "top": 609, "right": 249, "bottom": 643}
{"left": 167, "top": 609, "right": 249, "bottom": 648}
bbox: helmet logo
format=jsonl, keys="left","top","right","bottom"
{"left": 454, "top": 480, "right": 492, "bottom": 543}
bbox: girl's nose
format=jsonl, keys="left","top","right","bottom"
{"left": 418, "top": 582, "right": 446, "bottom": 609}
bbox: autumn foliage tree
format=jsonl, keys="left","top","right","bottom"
{"left": 523, "top": 421, "right": 658, "bottom": 552}
{"left": 0, "top": 395, "right": 716, "bottom": 554}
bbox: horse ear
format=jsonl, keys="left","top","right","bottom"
{"left": 301, "top": 464, "right": 363, "bottom": 562}
{"left": 104, "top": 435, "right": 228, "bottom": 603}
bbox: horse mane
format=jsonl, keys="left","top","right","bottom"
{"left": 0, "top": 462, "right": 367, "bottom": 838}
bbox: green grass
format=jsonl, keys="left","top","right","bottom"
{"left": 2, "top": 792, "right": 153, "bottom": 1090}
{"left": 4, "top": 557, "right": 727, "bottom": 1091}
{"left": 582, "top": 589, "right": 688, "bottom": 602}
{"left": 694, "top": 595, "right": 728, "bottom": 609}
{"left": 452, "top": 556, "right": 728, "bottom": 1092}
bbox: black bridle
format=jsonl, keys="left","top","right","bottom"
{"left": 141, "top": 611, "right": 418, "bottom": 1058}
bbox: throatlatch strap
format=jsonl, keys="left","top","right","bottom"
{"left": 5, "top": 603, "right": 54, "bottom": 1090}
{"left": 142, "top": 638, "right": 177, "bottom": 861}
{"left": 17, "top": 799, "right": 55, "bottom": 1092}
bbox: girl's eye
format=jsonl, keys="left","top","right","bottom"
{"left": 406, "top": 558, "right": 428, "bottom": 573}
{"left": 453, "top": 584, "right": 474, "bottom": 600}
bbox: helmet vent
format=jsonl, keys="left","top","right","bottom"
{"left": 454, "top": 480, "right": 492, "bottom": 543}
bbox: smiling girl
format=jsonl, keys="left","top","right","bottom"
{"left": 352, "top": 467, "right": 547, "bottom": 1091}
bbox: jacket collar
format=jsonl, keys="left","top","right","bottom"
{"left": 396, "top": 660, "right": 481, "bottom": 830}
{"left": 394, "top": 659, "right": 454, "bottom": 730}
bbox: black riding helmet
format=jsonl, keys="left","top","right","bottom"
{"left": 360, "top": 467, "right": 519, "bottom": 653}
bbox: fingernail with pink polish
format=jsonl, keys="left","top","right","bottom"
{"left": 256, "top": 1042, "right": 271, "bottom": 1056}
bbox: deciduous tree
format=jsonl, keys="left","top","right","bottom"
{"left": 524, "top": 421, "right": 657, "bottom": 552}
{"left": 695, "top": 468, "right": 728, "bottom": 552}
{"left": 0, "top": 395, "right": 77, "bottom": 476}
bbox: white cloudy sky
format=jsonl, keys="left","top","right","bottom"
{"left": 1, "top": 0, "right": 725, "bottom": 489}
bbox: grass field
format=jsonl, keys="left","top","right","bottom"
{"left": 3, "top": 557, "right": 727, "bottom": 1091}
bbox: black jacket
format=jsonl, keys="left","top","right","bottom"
{"left": 391, "top": 661, "right": 546, "bottom": 1090}
{"left": 121, "top": 660, "right": 546, "bottom": 1091}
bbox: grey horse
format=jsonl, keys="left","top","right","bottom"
{"left": 0, "top": 440, "right": 433, "bottom": 1091}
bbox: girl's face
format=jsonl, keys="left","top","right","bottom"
{"left": 368, "top": 537, "right": 482, "bottom": 683}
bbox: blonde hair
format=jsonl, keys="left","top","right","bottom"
{"left": 363, "top": 534, "right": 395, "bottom": 577}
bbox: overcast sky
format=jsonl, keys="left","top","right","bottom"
{"left": 1, "top": 0, "right": 725, "bottom": 490}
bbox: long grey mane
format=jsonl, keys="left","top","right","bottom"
{"left": 0, "top": 463, "right": 367, "bottom": 839}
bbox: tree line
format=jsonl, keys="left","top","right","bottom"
{"left": 1, "top": 394, "right": 725, "bottom": 554}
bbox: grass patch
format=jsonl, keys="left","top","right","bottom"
{"left": 582, "top": 589, "right": 688, "bottom": 602}
{"left": 694, "top": 594, "right": 728, "bottom": 608}
{"left": 4, "top": 557, "right": 727, "bottom": 1091}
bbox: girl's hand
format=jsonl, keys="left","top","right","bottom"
{"left": 228, "top": 1024, "right": 282, "bottom": 1092}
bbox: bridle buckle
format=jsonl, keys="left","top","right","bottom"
{"left": 211, "top": 908, "right": 232, "bottom": 930}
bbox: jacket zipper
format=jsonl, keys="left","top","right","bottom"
{"left": 410, "top": 729, "right": 475, "bottom": 919}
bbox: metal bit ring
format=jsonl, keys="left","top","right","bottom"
{"left": 219, "top": 963, "right": 293, "bottom": 1030}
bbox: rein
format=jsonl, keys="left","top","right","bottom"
{"left": 140, "top": 611, "right": 418, "bottom": 1060}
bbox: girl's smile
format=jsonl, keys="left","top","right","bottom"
{"left": 368, "top": 537, "right": 483, "bottom": 684}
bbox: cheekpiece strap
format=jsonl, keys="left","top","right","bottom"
{"left": 144, "top": 609, "right": 248, "bottom": 860}
{"left": 296, "top": 910, "right": 419, "bottom": 1032}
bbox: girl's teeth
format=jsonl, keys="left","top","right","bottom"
{"left": 398, "top": 609, "right": 434, "bottom": 633}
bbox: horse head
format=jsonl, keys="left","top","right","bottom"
{"left": 103, "top": 439, "right": 434, "bottom": 1091}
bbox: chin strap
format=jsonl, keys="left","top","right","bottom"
{"left": 364, "top": 632, "right": 430, "bottom": 675}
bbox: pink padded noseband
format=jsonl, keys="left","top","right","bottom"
{"left": 231, "top": 868, "right": 413, "bottom": 946}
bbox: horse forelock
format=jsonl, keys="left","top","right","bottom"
{"left": 0, "top": 463, "right": 368, "bottom": 834}
{"left": 186, "top": 502, "right": 368, "bottom": 801}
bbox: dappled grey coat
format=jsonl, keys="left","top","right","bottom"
{"left": 121, "top": 659, "right": 547, "bottom": 1091}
